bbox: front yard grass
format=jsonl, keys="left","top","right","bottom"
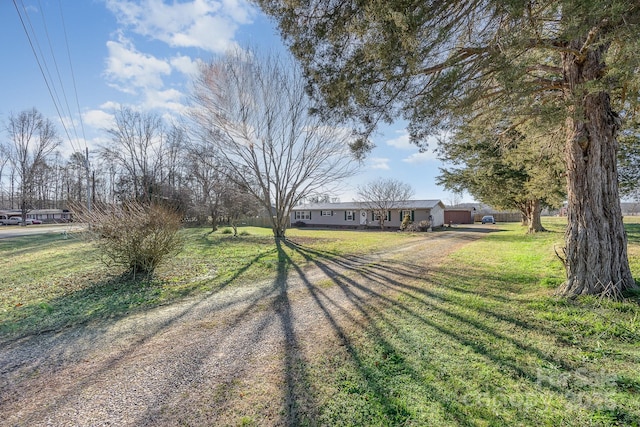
{"left": 2, "top": 219, "right": 639, "bottom": 426}
{"left": 0, "top": 226, "right": 422, "bottom": 339}
{"left": 301, "top": 218, "right": 640, "bottom": 426}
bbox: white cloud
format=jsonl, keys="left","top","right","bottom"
{"left": 105, "top": 36, "right": 172, "bottom": 92}
{"left": 369, "top": 157, "right": 390, "bottom": 170}
{"left": 103, "top": 36, "right": 192, "bottom": 111}
{"left": 170, "top": 55, "right": 200, "bottom": 76}
{"left": 143, "top": 88, "right": 187, "bottom": 113}
{"left": 385, "top": 130, "right": 414, "bottom": 150}
{"left": 83, "top": 109, "right": 115, "bottom": 129}
{"left": 101, "top": 1, "right": 258, "bottom": 114}
{"left": 170, "top": 14, "right": 239, "bottom": 52}
{"left": 402, "top": 150, "right": 438, "bottom": 164}
{"left": 100, "top": 101, "right": 122, "bottom": 110}
{"left": 222, "top": 0, "right": 253, "bottom": 22}
{"left": 105, "top": 0, "right": 255, "bottom": 53}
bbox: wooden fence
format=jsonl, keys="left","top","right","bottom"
{"left": 234, "top": 216, "right": 274, "bottom": 228}
{"left": 473, "top": 212, "right": 522, "bottom": 223}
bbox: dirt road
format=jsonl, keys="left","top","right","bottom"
{"left": 0, "top": 228, "right": 489, "bottom": 426}
{"left": 0, "top": 224, "right": 83, "bottom": 239}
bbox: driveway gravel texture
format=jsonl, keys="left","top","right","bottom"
{"left": 0, "top": 229, "right": 487, "bottom": 426}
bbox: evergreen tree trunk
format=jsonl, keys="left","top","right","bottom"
{"left": 561, "top": 40, "right": 635, "bottom": 296}
{"left": 526, "top": 199, "right": 545, "bottom": 234}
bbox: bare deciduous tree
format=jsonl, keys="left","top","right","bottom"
{"left": 4, "top": 108, "right": 60, "bottom": 221}
{"left": 190, "top": 48, "right": 358, "bottom": 238}
{"left": 102, "top": 107, "right": 165, "bottom": 202}
{"left": 0, "top": 148, "right": 9, "bottom": 208}
{"left": 184, "top": 147, "right": 227, "bottom": 230}
{"left": 219, "top": 174, "right": 261, "bottom": 237}
{"left": 357, "top": 178, "right": 414, "bottom": 229}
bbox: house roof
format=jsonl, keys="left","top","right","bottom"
{"left": 292, "top": 199, "right": 445, "bottom": 211}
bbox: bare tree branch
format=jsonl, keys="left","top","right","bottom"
{"left": 189, "top": 48, "right": 359, "bottom": 238}
{"left": 4, "top": 108, "right": 61, "bottom": 221}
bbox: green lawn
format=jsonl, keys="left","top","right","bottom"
{"left": 1, "top": 220, "right": 639, "bottom": 426}
{"left": 0, "top": 226, "right": 423, "bottom": 339}
{"left": 303, "top": 218, "right": 640, "bottom": 426}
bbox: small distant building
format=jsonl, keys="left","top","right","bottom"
{"left": 290, "top": 200, "right": 445, "bottom": 229}
{"left": 444, "top": 209, "right": 474, "bottom": 224}
{"left": 0, "top": 209, "right": 72, "bottom": 223}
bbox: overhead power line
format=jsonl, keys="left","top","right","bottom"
{"left": 57, "top": 0, "right": 89, "bottom": 152}
{"left": 36, "top": 0, "right": 81, "bottom": 147}
{"left": 13, "top": 0, "right": 92, "bottom": 209}
{"left": 12, "top": 0, "right": 79, "bottom": 154}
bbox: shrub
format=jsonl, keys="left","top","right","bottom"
{"left": 293, "top": 221, "right": 307, "bottom": 227}
{"left": 406, "top": 220, "right": 431, "bottom": 232}
{"left": 400, "top": 214, "right": 412, "bottom": 231}
{"left": 220, "top": 228, "right": 233, "bottom": 234}
{"left": 74, "top": 201, "right": 183, "bottom": 277}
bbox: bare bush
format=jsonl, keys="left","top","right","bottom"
{"left": 405, "top": 220, "right": 431, "bottom": 232}
{"left": 74, "top": 201, "right": 183, "bottom": 277}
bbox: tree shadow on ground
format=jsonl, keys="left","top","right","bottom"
{"left": 0, "top": 246, "right": 277, "bottom": 344}
{"left": 3, "top": 231, "right": 639, "bottom": 426}
{"left": 0, "top": 244, "right": 287, "bottom": 425}
{"left": 625, "top": 223, "right": 640, "bottom": 245}
{"left": 273, "top": 239, "right": 317, "bottom": 425}
{"left": 274, "top": 239, "right": 640, "bottom": 426}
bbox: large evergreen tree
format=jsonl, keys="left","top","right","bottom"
{"left": 257, "top": 0, "right": 640, "bottom": 296}
{"left": 438, "top": 123, "right": 565, "bottom": 234}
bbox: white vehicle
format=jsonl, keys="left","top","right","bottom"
{"left": 10, "top": 216, "right": 35, "bottom": 225}
{"left": 0, "top": 216, "right": 20, "bottom": 225}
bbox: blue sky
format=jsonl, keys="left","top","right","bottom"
{"left": 1, "top": 0, "right": 468, "bottom": 204}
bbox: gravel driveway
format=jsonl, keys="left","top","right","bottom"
{"left": 0, "top": 228, "right": 489, "bottom": 426}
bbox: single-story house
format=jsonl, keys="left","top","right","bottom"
{"left": 0, "top": 209, "right": 72, "bottom": 223}
{"left": 290, "top": 200, "right": 445, "bottom": 229}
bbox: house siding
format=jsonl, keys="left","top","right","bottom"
{"left": 290, "top": 200, "right": 445, "bottom": 228}
{"left": 430, "top": 204, "right": 445, "bottom": 227}
{"left": 293, "top": 210, "right": 358, "bottom": 227}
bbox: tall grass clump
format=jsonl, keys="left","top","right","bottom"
{"left": 74, "top": 201, "right": 184, "bottom": 277}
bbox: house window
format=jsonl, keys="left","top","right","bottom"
{"left": 345, "top": 210, "right": 355, "bottom": 221}
{"left": 400, "top": 210, "right": 414, "bottom": 221}
{"left": 321, "top": 210, "right": 332, "bottom": 216}
{"left": 294, "top": 211, "right": 311, "bottom": 220}
{"left": 373, "top": 211, "right": 391, "bottom": 221}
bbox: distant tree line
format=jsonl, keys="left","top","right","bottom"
{"left": 0, "top": 106, "right": 263, "bottom": 229}
{"left": 1, "top": 50, "right": 358, "bottom": 237}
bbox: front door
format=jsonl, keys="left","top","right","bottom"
{"left": 359, "top": 210, "right": 367, "bottom": 225}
